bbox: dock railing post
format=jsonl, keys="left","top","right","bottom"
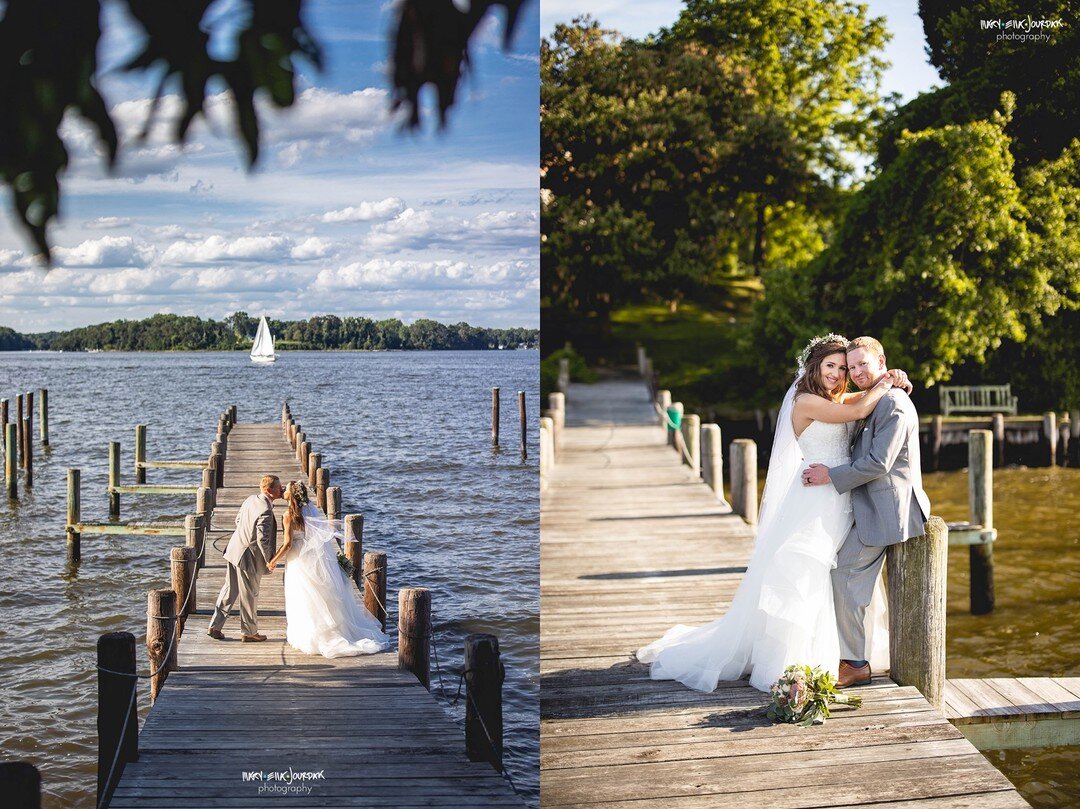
{"left": 729, "top": 439, "right": 758, "bottom": 526}
{"left": 930, "top": 415, "right": 943, "bottom": 471}
{"left": 657, "top": 390, "right": 671, "bottom": 429}
{"left": 308, "top": 451, "right": 321, "bottom": 488}
{"left": 66, "top": 468, "right": 81, "bottom": 561}
{"left": 344, "top": 514, "right": 364, "bottom": 592}
{"left": 0, "top": 398, "right": 7, "bottom": 450}
{"left": 189, "top": 509, "right": 207, "bottom": 572}
{"left": 491, "top": 387, "right": 500, "bottom": 447}
{"left": 518, "top": 390, "right": 527, "bottom": 460}
{"left": 15, "top": 393, "right": 24, "bottom": 467}
{"left": 0, "top": 762, "right": 41, "bottom": 809}
{"left": 539, "top": 417, "right": 554, "bottom": 489}
{"left": 22, "top": 416, "right": 32, "bottom": 486}
{"left": 4, "top": 422, "right": 15, "bottom": 499}
{"left": 887, "top": 516, "right": 947, "bottom": 708}
{"left": 968, "top": 430, "right": 994, "bottom": 615}
{"left": 135, "top": 425, "right": 147, "bottom": 484}
{"left": 365, "top": 552, "right": 388, "bottom": 631}
{"left": 147, "top": 589, "right": 177, "bottom": 703}
{"left": 24, "top": 390, "right": 33, "bottom": 463}
{"left": 1043, "top": 411, "right": 1057, "bottom": 467}
{"left": 701, "top": 424, "right": 726, "bottom": 504}
{"left": 398, "top": 587, "right": 431, "bottom": 689}
{"left": 683, "top": 414, "right": 701, "bottom": 478}
{"left": 97, "top": 631, "right": 138, "bottom": 809}
{"left": 464, "top": 633, "right": 504, "bottom": 772}
{"left": 326, "top": 485, "right": 341, "bottom": 521}
{"left": 557, "top": 358, "right": 570, "bottom": 394}
{"left": 39, "top": 388, "right": 48, "bottom": 447}
{"left": 1070, "top": 409, "right": 1080, "bottom": 467}
{"left": 315, "top": 466, "right": 329, "bottom": 512}
{"left": 108, "top": 441, "right": 121, "bottom": 519}
{"left": 636, "top": 346, "right": 647, "bottom": 376}
{"left": 991, "top": 413, "right": 1005, "bottom": 468}
{"left": 171, "top": 545, "right": 197, "bottom": 634}
{"left": 548, "top": 393, "right": 565, "bottom": 454}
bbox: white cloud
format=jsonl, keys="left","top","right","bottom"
{"left": 161, "top": 235, "right": 292, "bottom": 264}
{"left": 320, "top": 197, "right": 405, "bottom": 223}
{"left": 53, "top": 236, "right": 155, "bottom": 268}
{"left": 313, "top": 257, "right": 534, "bottom": 291}
{"left": 86, "top": 216, "right": 132, "bottom": 229}
{"left": 290, "top": 237, "right": 334, "bottom": 260}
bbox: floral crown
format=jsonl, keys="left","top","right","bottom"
{"left": 797, "top": 333, "right": 849, "bottom": 372}
{"left": 287, "top": 480, "right": 309, "bottom": 506}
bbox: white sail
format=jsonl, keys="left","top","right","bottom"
{"left": 250, "top": 316, "right": 276, "bottom": 363}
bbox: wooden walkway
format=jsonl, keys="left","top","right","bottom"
{"left": 945, "top": 678, "right": 1080, "bottom": 751}
{"left": 540, "top": 378, "right": 1028, "bottom": 808}
{"left": 109, "top": 422, "right": 522, "bottom": 807}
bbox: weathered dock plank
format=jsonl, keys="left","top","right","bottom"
{"left": 109, "top": 421, "right": 521, "bottom": 806}
{"left": 540, "top": 378, "right": 1027, "bottom": 808}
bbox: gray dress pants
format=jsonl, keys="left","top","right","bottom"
{"left": 209, "top": 555, "right": 263, "bottom": 636}
{"left": 831, "top": 525, "right": 889, "bottom": 661}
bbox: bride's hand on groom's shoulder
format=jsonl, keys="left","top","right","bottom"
{"left": 886, "top": 369, "right": 913, "bottom": 394}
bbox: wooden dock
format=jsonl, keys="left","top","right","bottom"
{"left": 108, "top": 420, "right": 522, "bottom": 807}
{"left": 540, "top": 378, "right": 1028, "bottom": 808}
{"left": 945, "top": 678, "right": 1080, "bottom": 751}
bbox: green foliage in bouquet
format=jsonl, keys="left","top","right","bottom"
{"left": 336, "top": 550, "right": 354, "bottom": 578}
{"left": 767, "top": 664, "right": 862, "bottom": 727}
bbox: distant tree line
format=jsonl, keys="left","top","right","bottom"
{"left": 1, "top": 313, "right": 539, "bottom": 352}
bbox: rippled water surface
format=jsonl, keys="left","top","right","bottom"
{"left": 0, "top": 351, "right": 539, "bottom": 807}
{"left": 925, "top": 466, "right": 1080, "bottom": 808}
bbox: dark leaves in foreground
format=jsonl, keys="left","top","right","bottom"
{"left": 391, "top": 0, "right": 527, "bottom": 129}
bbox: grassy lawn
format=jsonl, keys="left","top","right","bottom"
{"left": 608, "top": 278, "right": 764, "bottom": 415}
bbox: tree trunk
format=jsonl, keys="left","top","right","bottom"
{"left": 752, "top": 196, "right": 767, "bottom": 271}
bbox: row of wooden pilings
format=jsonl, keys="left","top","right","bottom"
{"left": 3, "top": 388, "right": 48, "bottom": 498}
{"left": 280, "top": 402, "right": 507, "bottom": 777}
{"left": 926, "top": 410, "right": 1080, "bottom": 470}
{"left": 490, "top": 387, "right": 528, "bottom": 458}
{"left": 636, "top": 346, "right": 950, "bottom": 711}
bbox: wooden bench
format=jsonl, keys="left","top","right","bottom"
{"left": 939, "top": 384, "right": 1018, "bottom": 416}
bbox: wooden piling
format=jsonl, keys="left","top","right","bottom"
{"left": 21, "top": 417, "right": 31, "bottom": 486}
{"left": 228, "top": 405, "right": 237, "bottom": 424}
{"left": 1071, "top": 410, "right": 1080, "bottom": 467}
{"left": 326, "top": 485, "right": 341, "bottom": 521}
{"left": 464, "top": 633, "right": 504, "bottom": 772}
{"left": 0, "top": 398, "right": 7, "bottom": 450}
{"left": 990, "top": 413, "right": 1005, "bottom": 468}
{"left": 657, "top": 390, "right": 671, "bottom": 427}
{"left": 97, "top": 631, "right": 138, "bottom": 808}
{"left": 185, "top": 510, "right": 205, "bottom": 565}
{"left": 15, "top": 393, "right": 23, "bottom": 467}
{"left": 307, "top": 451, "right": 321, "bottom": 487}
{"left": 171, "top": 545, "right": 197, "bottom": 633}
{"left": 364, "top": 551, "right": 388, "bottom": 631}
{"left": 23, "top": 390, "right": 32, "bottom": 461}
{"left": 1043, "top": 411, "right": 1057, "bottom": 467}
{"left": 0, "top": 762, "right": 41, "bottom": 809}
{"left": 683, "top": 414, "right": 701, "bottom": 478}
{"left": 344, "top": 514, "right": 364, "bottom": 592}
{"left": 207, "top": 453, "right": 220, "bottom": 492}
{"left": 539, "top": 417, "right": 554, "bottom": 485}
{"left": 491, "top": 387, "right": 500, "bottom": 447}
{"left": 200, "top": 467, "right": 215, "bottom": 493}
{"left": 968, "top": 430, "right": 995, "bottom": 615}
{"left": 109, "top": 441, "right": 121, "bottom": 519}
{"left": 38, "top": 388, "right": 48, "bottom": 447}
{"left": 518, "top": 390, "right": 527, "bottom": 459}
{"left": 67, "top": 468, "right": 81, "bottom": 561}
{"left": 5, "top": 422, "right": 16, "bottom": 499}
{"left": 887, "top": 516, "right": 948, "bottom": 708}
{"left": 548, "top": 392, "right": 565, "bottom": 453}
{"left": 557, "top": 358, "right": 570, "bottom": 394}
{"left": 147, "top": 589, "right": 177, "bottom": 703}
{"left": 398, "top": 587, "right": 431, "bottom": 689}
{"left": 636, "top": 346, "right": 647, "bottom": 376}
{"left": 729, "top": 439, "right": 758, "bottom": 526}
{"left": 930, "top": 415, "right": 943, "bottom": 471}
{"left": 701, "top": 424, "right": 725, "bottom": 501}
{"left": 314, "top": 465, "right": 327, "bottom": 510}
{"left": 196, "top": 488, "right": 212, "bottom": 569}
{"left": 134, "top": 425, "right": 147, "bottom": 484}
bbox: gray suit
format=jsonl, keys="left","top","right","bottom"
{"left": 829, "top": 389, "right": 930, "bottom": 660}
{"left": 209, "top": 493, "right": 277, "bottom": 636}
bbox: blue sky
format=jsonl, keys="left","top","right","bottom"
{"left": 0, "top": 0, "right": 540, "bottom": 333}
{"left": 540, "top": 0, "right": 942, "bottom": 102}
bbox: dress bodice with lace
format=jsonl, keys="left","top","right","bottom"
{"left": 796, "top": 419, "right": 853, "bottom": 466}
{"left": 282, "top": 517, "right": 389, "bottom": 658}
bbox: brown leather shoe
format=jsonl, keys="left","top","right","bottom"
{"left": 241, "top": 633, "right": 267, "bottom": 642}
{"left": 207, "top": 628, "right": 225, "bottom": 640}
{"left": 837, "top": 660, "right": 871, "bottom": 688}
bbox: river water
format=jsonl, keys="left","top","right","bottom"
{"left": 924, "top": 466, "right": 1080, "bottom": 809}
{"left": 0, "top": 350, "right": 539, "bottom": 807}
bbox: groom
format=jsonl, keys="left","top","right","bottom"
{"left": 207, "top": 474, "right": 283, "bottom": 642}
{"left": 803, "top": 336, "right": 931, "bottom": 687}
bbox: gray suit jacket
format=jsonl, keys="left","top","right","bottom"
{"left": 223, "top": 493, "right": 277, "bottom": 574}
{"left": 829, "top": 389, "right": 931, "bottom": 546}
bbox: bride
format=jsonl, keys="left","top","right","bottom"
{"left": 636, "top": 334, "right": 902, "bottom": 693}
{"left": 266, "top": 481, "right": 390, "bottom": 657}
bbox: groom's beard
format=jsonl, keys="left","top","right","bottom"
{"left": 853, "top": 371, "right": 885, "bottom": 391}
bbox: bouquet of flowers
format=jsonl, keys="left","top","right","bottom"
{"left": 766, "top": 664, "right": 862, "bottom": 726}
{"left": 336, "top": 549, "right": 354, "bottom": 578}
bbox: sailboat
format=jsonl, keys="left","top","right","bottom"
{"left": 250, "top": 316, "right": 276, "bottom": 363}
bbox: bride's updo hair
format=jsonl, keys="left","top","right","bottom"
{"left": 795, "top": 338, "right": 850, "bottom": 402}
{"left": 285, "top": 480, "right": 309, "bottom": 528}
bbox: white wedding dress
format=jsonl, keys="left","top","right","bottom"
{"left": 284, "top": 505, "right": 390, "bottom": 658}
{"left": 637, "top": 395, "right": 889, "bottom": 693}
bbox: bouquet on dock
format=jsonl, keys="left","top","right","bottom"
{"left": 336, "top": 549, "right": 354, "bottom": 578}
{"left": 766, "top": 664, "right": 861, "bottom": 726}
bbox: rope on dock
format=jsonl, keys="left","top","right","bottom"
{"left": 654, "top": 401, "right": 697, "bottom": 467}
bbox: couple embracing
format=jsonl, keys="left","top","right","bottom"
{"left": 206, "top": 474, "right": 389, "bottom": 658}
{"left": 638, "top": 335, "right": 931, "bottom": 692}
